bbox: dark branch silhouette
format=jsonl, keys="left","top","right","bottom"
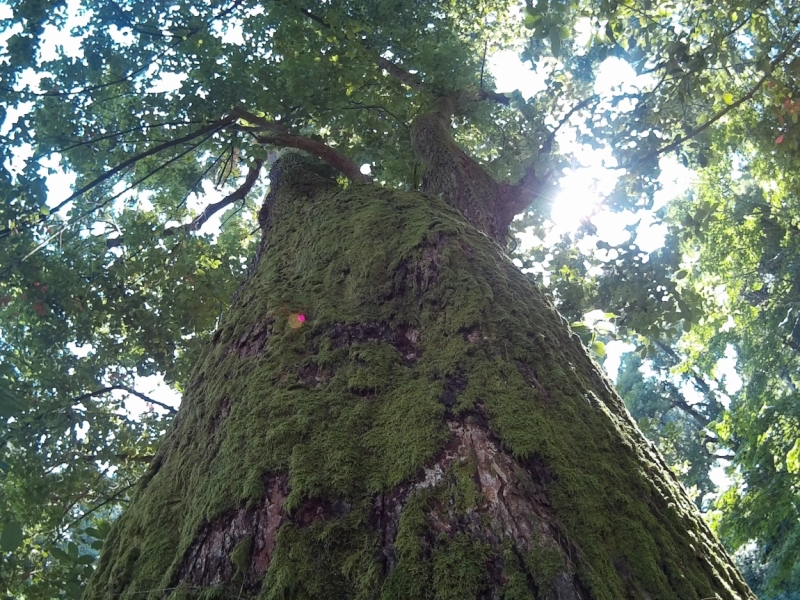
{"left": 71, "top": 385, "right": 178, "bottom": 414}
{"left": 164, "top": 159, "right": 265, "bottom": 236}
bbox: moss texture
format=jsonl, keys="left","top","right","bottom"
{"left": 85, "top": 156, "right": 754, "bottom": 600}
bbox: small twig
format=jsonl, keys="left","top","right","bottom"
{"left": 541, "top": 95, "right": 599, "bottom": 154}
{"left": 71, "top": 385, "right": 178, "bottom": 414}
{"left": 480, "top": 40, "right": 488, "bottom": 90}
{"left": 8, "top": 134, "right": 213, "bottom": 272}
{"left": 0, "top": 114, "right": 236, "bottom": 241}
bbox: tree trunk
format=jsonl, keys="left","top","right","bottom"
{"left": 85, "top": 152, "right": 754, "bottom": 600}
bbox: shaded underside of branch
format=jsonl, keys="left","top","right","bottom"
{"left": 256, "top": 134, "right": 372, "bottom": 183}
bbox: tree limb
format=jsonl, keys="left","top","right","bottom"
{"left": 256, "top": 134, "right": 372, "bottom": 183}
{"left": 164, "top": 159, "right": 265, "bottom": 236}
{"left": 230, "top": 107, "right": 287, "bottom": 134}
{"left": 375, "top": 55, "right": 426, "bottom": 92}
{"left": 230, "top": 107, "right": 370, "bottom": 182}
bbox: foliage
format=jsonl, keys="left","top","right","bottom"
{"left": 510, "top": 0, "right": 800, "bottom": 594}
{"left": 0, "top": 0, "right": 798, "bottom": 597}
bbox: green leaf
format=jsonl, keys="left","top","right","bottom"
{"left": 66, "top": 582, "right": 84, "bottom": 599}
{"left": 523, "top": 13, "right": 539, "bottom": 29}
{"left": 0, "top": 388, "right": 25, "bottom": 418}
{"left": 50, "top": 547, "right": 73, "bottom": 562}
{"left": 787, "top": 440, "right": 800, "bottom": 474}
{"left": 1, "top": 521, "right": 24, "bottom": 552}
{"left": 97, "top": 521, "right": 112, "bottom": 538}
{"left": 76, "top": 554, "right": 96, "bottom": 565}
{"left": 722, "top": 92, "right": 734, "bottom": 105}
{"left": 591, "top": 341, "right": 606, "bottom": 358}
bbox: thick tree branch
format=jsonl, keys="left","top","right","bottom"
{"left": 666, "top": 390, "right": 710, "bottom": 426}
{"left": 374, "top": 55, "right": 426, "bottom": 92}
{"left": 231, "top": 107, "right": 370, "bottom": 182}
{"left": 230, "top": 108, "right": 287, "bottom": 134}
{"left": 256, "top": 133, "right": 372, "bottom": 183}
{"left": 477, "top": 89, "right": 511, "bottom": 105}
{"left": 164, "top": 159, "right": 265, "bottom": 236}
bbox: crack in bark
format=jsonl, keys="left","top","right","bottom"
{"left": 225, "top": 318, "right": 275, "bottom": 358}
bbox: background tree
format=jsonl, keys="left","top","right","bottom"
{"left": 0, "top": 0, "right": 797, "bottom": 597}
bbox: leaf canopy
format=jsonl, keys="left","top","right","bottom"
{"left": 1, "top": 0, "right": 799, "bottom": 596}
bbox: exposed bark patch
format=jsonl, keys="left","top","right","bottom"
{"left": 396, "top": 324, "right": 422, "bottom": 364}
{"left": 296, "top": 362, "right": 334, "bottom": 387}
{"left": 209, "top": 397, "right": 231, "bottom": 437}
{"left": 226, "top": 318, "right": 275, "bottom": 358}
{"left": 330, "top": 321, "right": 392, "bottom": 347}
{"left": 370, "top": 413, "right": 587, "bottom": 598}
{"left": 372, "top": 491, "right": 407, "bottom": 574}
{"left": 176, "top": 474, "right": 288, "bottom": 587}
{"left": 463, "top": 327, "right": 488, "bottom": 344}
{"left": 295, "top": 498, "right": 352, "bottom": 526}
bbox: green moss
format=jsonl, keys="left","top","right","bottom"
{"left": 231, "top": 535, "right": 253, "bottom": 579}
{"left": 432, "top": 533, "right": 490, "bottom": 600}
{"left": 500, "top": 546, "right": 536, "bottom": 600}
{"left": 524, "top": 543, "right": 563, "bottom": 593}
{"left": 86, "top": 157, "right": 753, "bottom": 600}
{"left": 261, "top": 504, "right": 381, "bottom": 600}
{"left": 383, "top": 489, "right": 435, "bottom": 599}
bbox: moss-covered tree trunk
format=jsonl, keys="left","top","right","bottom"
{"left": 86, "top": 105, "right": 754, "bottom": 599}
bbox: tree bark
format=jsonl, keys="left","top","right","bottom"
{"left": 410, "top": 92, "right": 540, "bottom": 246}
{"left": 85, "top": 152, "right": 754, "bottom": 600}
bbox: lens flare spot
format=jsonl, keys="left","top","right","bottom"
{"left": 288, "top": 313, "right": 306, "bottom": 329}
